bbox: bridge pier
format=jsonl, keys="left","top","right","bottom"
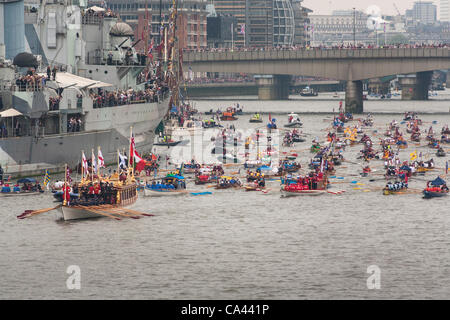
{"left": 345, "top": 80, "right": 363, "bottom": 114}
{"left": 399, "top": 71, "right": 433, "bottom": 100}
{"left": 255, "top": 75, "right": 291, "bottom": 100}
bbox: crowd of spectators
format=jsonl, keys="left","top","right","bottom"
{"left": 186, "top": 75, "right": 254, "bottom": 84}
{"left": 90, "top": 78, "right": 168, "bottom": 108}
{"left": 15, "top": 68, "right": 47, "bottom": 92}
{"left": 49, "top": 96, "right": 61, "bottom": 111}
{"left": 82, "top": 8, "right": 117, "bottom": 23}
{"left": 183, "top": 42, "right": 450, "bottom": 53}
{"left": 68, "top": 117, "right": 83, "bottom": 132}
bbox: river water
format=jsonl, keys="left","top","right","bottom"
{"left": 1, "top": 92, "right": 449, "bottom": 299}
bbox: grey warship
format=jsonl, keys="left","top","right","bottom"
{"left": 0, "top": 1, "right": 172, "bottom": 176}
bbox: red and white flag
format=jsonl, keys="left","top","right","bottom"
{"left": 91, "top": 149, "right": 97, "bottom": 174}
{"left": 82, "top": 151, "right": 89, "bottom": 176}
{"left": 98, "top": 148, "right": 105, "bottom": 169}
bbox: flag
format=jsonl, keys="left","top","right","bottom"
{"left": 410, "top": 151, "right": 417, "bottom": 161}
{"left": 66, "top": 167, "right": 72, "bottom": 184}
{"left": 239, "top": 24, "right": 245, "bottom": 35}
{"left": 119, "top": 153, "right": 128, "bottom": 170}
{"left": 98, "top": 148, "right": 105, "bottom": 169}
{"left": 129, "top": 132, "right": 135, "bottom": 168}
{"left": 81, "top": 151, "right": 88, "bottom": 176}
{"left": 134, "top": 148, "right": 146, "bottom": 172}
{"left": 269, "top": 113, "right": 272, "bottom": 122}
{"left": 91, "top": 150, "right": 97, "bottom": 174}
{"left": 43, "top": 170, "right": 50, "bottom": 188}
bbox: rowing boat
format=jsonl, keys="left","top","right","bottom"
{"left": 280, "top": 188, "right": 327, "bottom": 197}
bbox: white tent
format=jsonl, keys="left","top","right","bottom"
{"left": 0, "top": 109, "right": 23, "bottom": 118}
{"left": 88, "top": 6, "right": 106, "bottom": 12}
{"left": 0, "top": 109, "right": 24, "bottom": 138}
{"left": 39, "top": 72, "right": 113, "bottom": 90}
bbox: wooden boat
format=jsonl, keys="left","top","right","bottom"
{"left": 220, "top": 112, "right": 238, "bottom": 121}
{"left": 280, "top": 188, "right": 327, "bottom": 197}
{"left": 423, "top": 189, "right": 449, "bottom": 198}
{"left": 436, "top": 149, "right": 446, "bottom": 157}
{"left": 0, "top": 190, "right": 44, "bottom": 197}
{"left": 144, "top": 188, "right": 188, "bottom": 197}
{"left": 423, "top": 177, "right": 449, "bottom": 198}
{"left": 58, "top": 183, "right": 138, "bottom": 221}
{"left": 144, "top": 175, "right": 187, "bottom": 196}
{"left": 244, "top": 182, "right": 266, "bottom": 191}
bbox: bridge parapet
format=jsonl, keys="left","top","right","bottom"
{"left": 185, "top": 48, "right": 450, "bottom": 62}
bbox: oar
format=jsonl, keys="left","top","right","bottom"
{"left": 114, "top": 207, "right": 155, "bottom": 217}
{"left": 18, "top": 204, "right": 62, "bottom": 219}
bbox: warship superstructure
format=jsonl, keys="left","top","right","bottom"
{"left": 0, "top": 1, "right": 173, "bottom": 176}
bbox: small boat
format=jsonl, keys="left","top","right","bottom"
{"left": 382, "top": 181, "right": 408, "bottom": 195}
{"left": 299, "top": 86, "right": 318, "bottom": 97}
{"left": 144, "top": 175, "right": 187, "bottom": 197}
{"left": 436, "top": 148, "right": 446, "bottom": 157}
{"left": 249, "top": 114, "right": 263, "bottom": 123}
{"left": 310, "top": 144, "right": 321, "bottom": 153}
{"left": 1, "top": 178, "right": 44, "bottom": 197}
{"left": 0, "top": 189, "right": 44, "bottom": 197}
{"left": 423, "top": 177, "right": 449, "bottom": 198}
{"left": 280, "top": 188, "right": 327, "bottom": 197}
{"left": 154, "top": 137, "right": 182, "bottom": 146}
{"left": 220, "top": 112, "right": 238, "bottom": 121}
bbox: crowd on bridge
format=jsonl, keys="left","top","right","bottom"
{"left": 183, "top": 42, "right": 450, "bottom": 54}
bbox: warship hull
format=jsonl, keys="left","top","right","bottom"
{"left": 0, "top": 98, "right": 169, "bottom": 176}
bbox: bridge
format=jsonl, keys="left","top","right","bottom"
{"left": 184, "top": 47, "right": 450, "bottom": 113}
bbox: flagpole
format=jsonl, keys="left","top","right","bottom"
{"left": 91, "top": 148, "right": 94, "bottom": 183}
{"left": 128, "top": 127, "right": 132, "bottom": 169}
{"left": 117, "top": 149, "right": 120, "bottom": 176}
{"left": 97, "top": 146, "right": 101, "bottom": 178}
{"left": 63, "top": 164, "right": 67, "bottom": 206}
{"left": 81, "top": 150, "right": 84, "bottom": 183}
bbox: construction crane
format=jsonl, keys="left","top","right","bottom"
{"left": 393, "top": 3, "right": 401, "bottom": 16}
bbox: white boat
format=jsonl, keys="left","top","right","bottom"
{"left": 57, "top": 205, "right": 103, "bottom": 221}
{"left": 143, "top": 188, "right": 188, "bottom": 197}
{"left": 280, "top": 188, "right": 327, "bottom": 197}
{"left": 285, "top": 113, "right": 303, "bottom": 128}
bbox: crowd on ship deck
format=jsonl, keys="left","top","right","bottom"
{"left": 90, "top": 81, "right": 168, "bottom": 108}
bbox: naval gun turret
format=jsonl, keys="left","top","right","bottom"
{"left": 103, "top": 21, "right": 137, "bottom": 65}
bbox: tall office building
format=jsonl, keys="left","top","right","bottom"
{"left": 441, "top": 0, "right": 450, "bottom": 21}
{"left": 405, "top": 1, "right": 437, "bottom": 25}
{"left": 210, "top": 0, "right": 247, "bottom": 47}
{"left": 89, "top": 0, "right": 209, "bottom": 50}
{"left": 0, "top": 0, "right": 25, "bottom": 59}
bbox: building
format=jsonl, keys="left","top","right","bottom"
{"left": 405, "top": 1, "right": 437, "bottom": 25}
{"left": 89, "top": 0, "right": 208, "bottom": 50}
{"left": 212, "top": 0, "right": 247, "bottom": 47}
{"left": 292, "top": 0, "right": 312, "bottom": 46}
{"left": 309, "top": 10, "right": 369, "bottom": 45}
{"left": 441, "top": 0, "right": 450, "bottom": 22}
{"left": 207, "top": 14, "right": 236, "bottom": 48}
{"left": 0, "top": 0, "right": 25, "bottom": 59}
